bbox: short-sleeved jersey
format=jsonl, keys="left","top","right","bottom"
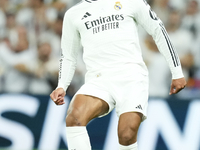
{"left": 58, "top": 0, "right": 184, "bottom": 90}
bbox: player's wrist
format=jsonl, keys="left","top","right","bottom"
{"left": 56, "top": 83, "right": 68, "bottom": 91}
{"left": 171, "top": 66, "right": 184, "bottom": 79}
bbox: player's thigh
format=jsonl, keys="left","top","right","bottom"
{"left": 118, "top": 112, "right": 142, "bottom": 144}
{"left": 66, "top": 94, "right": 109, "bottom": 126}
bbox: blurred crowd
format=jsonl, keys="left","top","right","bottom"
{"left": 0, "top": 0, "right": 83, "bottom": 97}
{"left": 0, "top": 0, "right": 199, "bottom": 99}
{"left": 141, "top": 0, "right": 200, "bottom": 99}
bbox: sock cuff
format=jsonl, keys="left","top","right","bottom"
{"left": 66, "top": 126, "right": 91, "bottom": 150}
{"left": 66, "top": 126, "right": 86, "bottom": 132}
{"left": 66, "top": 126, "right": 87, "bottom": 137}
{"left": 119, "top": 142, "right": 137, "bottom": 150}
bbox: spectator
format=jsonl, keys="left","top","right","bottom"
{"left": 16, "top": 0, "right": 58, "bottom": 35}
{"left": 182, "top": 0, "right": 200, "bottom": 39}
{"left": 188, "top": 37, "right": 200, "bottom": 90}
{"left": 166, "top": 9, "right": 194, "bottom": 80}
{"left": 177, "top": 41, "right": 200, "bottom": 99}
{"left": 38, "top": 13, "right": 64, "bottom": 58}
{"left": 0, "top": 25, "right": 35, "bottom": 93}
{"left": 45, "top": 0, "right": 81, "bottom": 11}
{"left": 0, "top": 0, "right": 7, "bottom": 40}
{"left": 142, "top": 35, "right": 170, "bottom": 98}
{"left": 169, "top": 0, "right": 186, "bottom": 10}
{"left": 6, "top": 11, "right": 16, "bottom": 31}
{"left": 150, "top": 0, "right": 171, "bottom": 24}
{"left": 0, "top": 46, "right": 5, "bottom": 92}
{"left": 28, "top": 41, "right": 59, "bottom": 95}
{"left": 0, "top": 10, "right": 6, "bottom": 40}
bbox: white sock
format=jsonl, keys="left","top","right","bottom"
{"left": 119, "top": 142, "right": 138, "bottom": 150}
{"left": 66, "top": 126, "right": 91, "bottom": 150}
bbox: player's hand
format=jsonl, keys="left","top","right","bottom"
{"left": 169, "top": 77, "right": 187, "bottom": 95}
{"left": 50, "top": 88, "right": 66, "bottom": 105}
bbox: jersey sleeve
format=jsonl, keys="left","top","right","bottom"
{"left": 57, "top": 11, "right": 81, "bottom": 91}
{"left": 131, "top": 0, "right": 184, "bottom": 79}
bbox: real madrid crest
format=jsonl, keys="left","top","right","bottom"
{"left": 114, "top": 2, "right": 122, "bottom": 10}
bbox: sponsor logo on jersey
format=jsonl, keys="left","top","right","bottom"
{"left": 114, "top": 2, "right": 122, "bottom": 10}
{"left": 84, "top": 14, "right": 124, "bottom": 34}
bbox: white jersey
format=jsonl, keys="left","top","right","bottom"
{"left": 57, "top": 0, "right": 184, "bottom": 91}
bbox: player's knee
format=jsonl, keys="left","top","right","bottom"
{"left": 118, "top": 126, "right": 138, "bottom": 145}
{"left": 66, "top": 108, "right": 85, "bottom": 127}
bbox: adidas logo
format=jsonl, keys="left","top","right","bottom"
{"left": 135, "top": 105, "right": 142, "bottom": 110}
{"left": 81, "top": 12, "right": 91, "bottom": 20}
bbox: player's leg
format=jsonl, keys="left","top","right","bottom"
{"left": 65, "top": 94, "right": 109, "bottom": 150}
{"left": 118, "top": 112, "right": 143, "bottom": 150}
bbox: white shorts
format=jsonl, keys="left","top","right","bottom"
{"left": 75, "top": 64, "right": 149, "bottom": 121}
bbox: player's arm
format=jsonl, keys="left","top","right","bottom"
{"left": 131, "top": 0, "right": 186, "bottom": 94}
{"left": 50, "top": 11, "right": 81, "bottom": 105}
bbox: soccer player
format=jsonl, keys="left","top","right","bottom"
{"left": 50, "top": 0, "right": 186, "bottom": 149}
